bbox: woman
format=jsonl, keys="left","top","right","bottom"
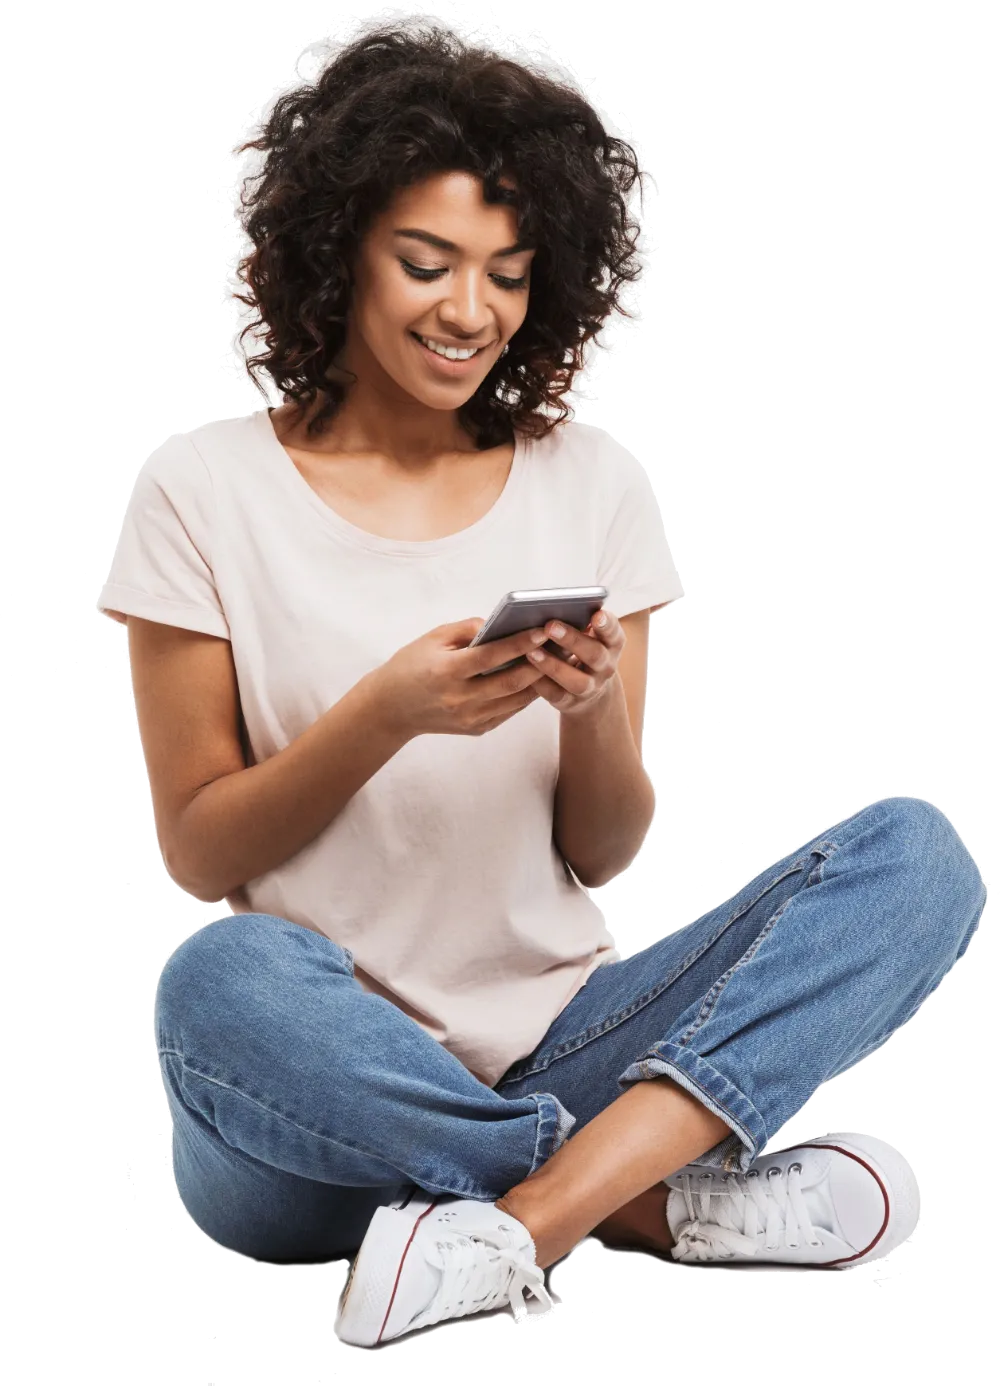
{"left": 96, "top": 19, "right": 987, "bottom": 1349}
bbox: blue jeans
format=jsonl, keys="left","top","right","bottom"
{"left": 154, "top": 797, "right": 986, "bottom": 1264}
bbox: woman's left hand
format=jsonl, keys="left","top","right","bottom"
{"left": 526, "top": 608, "right": 624, "bottom": 719}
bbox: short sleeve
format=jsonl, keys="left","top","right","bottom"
{"left": 96, "top": 432, "right": 230, "bottom": 639}
{"left": 596, "top": 430, "right": 685, "bottom": 617}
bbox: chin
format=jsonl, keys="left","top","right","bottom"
{"left": 405, "top": 378, "right": 480, "bottom": 408}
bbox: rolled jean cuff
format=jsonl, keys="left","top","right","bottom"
{"left": 529, "top": 1090, "right": 577, "bottom": 1173}
{"left": 617, "top": 1039, "right": 767, "bottom": 1175}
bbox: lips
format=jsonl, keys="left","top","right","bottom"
{"left": 411, "top": 332, "right": 487, "bottom": 355}
{"left": 410, "top": 331, "right": 491, "bottom": 374}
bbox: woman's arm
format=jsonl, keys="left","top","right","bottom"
{"left": 127, "top": 616, "right": 411, "bottom": 903}
{"left": 553, "top": 668, "right": 656, "bottom": 889}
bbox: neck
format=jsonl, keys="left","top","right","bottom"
{"left": 290, "top": 362, "right": 478, "bottom": 464}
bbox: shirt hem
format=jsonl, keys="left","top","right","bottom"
{"left": 96, "top": 583, "right": 231, "bottom": 639}
{"left": 611, "top": 578, "right": 684, "bottom": 617}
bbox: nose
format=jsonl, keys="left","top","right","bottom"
{"left": 437, "top": 267, "right": 497, "bottom": 339}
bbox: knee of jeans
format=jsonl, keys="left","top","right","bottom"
{"left": 864, "top": 798, "right": 980, "bottom": 914}
{"left": 154, "top": 912, "right": 354, "bottom": 1045}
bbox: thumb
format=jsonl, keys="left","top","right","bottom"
{"left": 439, "top": 616, "right": 484, "bottom": 649}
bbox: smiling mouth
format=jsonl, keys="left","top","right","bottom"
{"left": 410, "top": 331, "right": 493, "bottom": 359}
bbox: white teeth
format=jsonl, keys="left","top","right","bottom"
{"left": 417, "top": 335, "right": 480, "bottom": 360}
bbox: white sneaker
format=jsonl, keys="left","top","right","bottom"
{"left": 335, "top": 1196, "right": 553, "bottom": 1347}
{"left": 664, "top": 1131, "right": 920, "bottom": 1268}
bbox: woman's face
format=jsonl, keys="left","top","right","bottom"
{"left": 339, "top": 170, "right": 536, "bottom": 411}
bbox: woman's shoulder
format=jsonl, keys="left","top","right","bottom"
{"left": 135, "top": 409, "right": 262, "bottom": 492}
{"left": 530, "top": 417, "right": 646, "bottom": 494}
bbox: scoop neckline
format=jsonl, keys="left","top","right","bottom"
{"left": 255, "top": 407, "right": 528, "bottom": 557}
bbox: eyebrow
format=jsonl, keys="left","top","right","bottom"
{"left": 393, "top": 228, "right": 533, "bottom": 258}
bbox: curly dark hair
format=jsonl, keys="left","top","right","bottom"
{"left": 232, "top": 15, "right": 649, "bottom": 448}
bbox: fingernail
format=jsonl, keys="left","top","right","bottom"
{"left": 549, "top": 623, "right": 565, "bottom": 638}
{"left": 594, "top": 613, "right": 607, "bottom": 627}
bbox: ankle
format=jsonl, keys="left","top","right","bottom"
{"left": 494, "top": 1194, "right": 518, "bottom": 1224}
{"left": 494, "top": 1190, "right": 567, "bottom": 1271}
{"left": 494, "top": 1172, "right": 552, "bottom": 1231}
{"left": 494, "top": 1191, "right": 543, "bottom": 1243}
{"left": 594, "top": 1216, "right": 675, "bottom": 1257}
{"left": 593, "top": 1183, "right": 675, "bottom": 1256}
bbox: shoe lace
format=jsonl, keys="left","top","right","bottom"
{"left": 411, "top": 1225, "right": 554, "bottom": 1330}
{"left": 672, "top": 1163, "right": 823, "bottom": 1261}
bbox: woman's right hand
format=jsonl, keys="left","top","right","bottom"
{"left": 371, "top": 617, "right": 550, "bottom": 739}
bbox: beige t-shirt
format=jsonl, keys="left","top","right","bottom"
{"left": 97, "top": 408, "right": 684, "bottom": 1085}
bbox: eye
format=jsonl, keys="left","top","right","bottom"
{"left": 492, "top": 273, "right": 529, "bottom": 291}
{"left": 398, "top": 259, "right": 528, "bottom": 292}
{"left": 398, "top": 259, "right": 444, "bottom": 282}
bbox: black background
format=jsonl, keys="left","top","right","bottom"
{"left": 31, "top": 0, "right": 991, "bottom": 1374}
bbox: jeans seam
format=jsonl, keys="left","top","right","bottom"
{"left": 674, "top": 894, "right": 793, "bottom": 1045}
{"left": 158, "top": 1047, "right": 413, "bottom": 1177}
{"left": 675, "top": 842, "right": 838, "bottom": 1044}
{"left": 529, "top": 1095, "right": 557, "bottom": 1173}
{"left": 495, "top": 859, "right": 808, "bottom": 1086}
{"left": 496, "top": 981, "right": 666, "bottom": 1086}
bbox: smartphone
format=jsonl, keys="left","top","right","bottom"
{"left": 469, "top": 586, "right": 609, "bottom": 676}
